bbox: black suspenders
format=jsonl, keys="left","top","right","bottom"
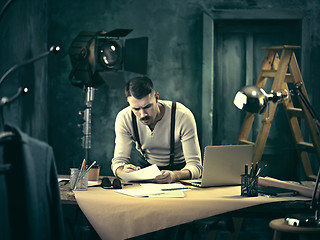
{"left": 131, "top": 101, "right": 176, "bottom": 168}
{"left": 131, "top": 110, "right": 143, "bottom": 153}
{"left": 169, "top": 101, "right": 176, "bottom": 167}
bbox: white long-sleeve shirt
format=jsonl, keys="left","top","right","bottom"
{"left": 111, "top": 100, "right": 203, "bottom": 179}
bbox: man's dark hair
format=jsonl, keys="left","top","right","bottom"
{"left": 125, "top": 76, "right": 154, "bottom": 99}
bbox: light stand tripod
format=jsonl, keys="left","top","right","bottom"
{"left": 79, "top": 86, "right": 95, "bottom": 165}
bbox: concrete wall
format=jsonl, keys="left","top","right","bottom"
{"left": 1, "top": 0, "right": 320, "bottom": 178}
{"left": 0, "top": 0, "right": 48, "bottom": 140}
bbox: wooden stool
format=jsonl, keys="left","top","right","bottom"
{"left": 269, "top": 218, "right": 320, "bottom": 240}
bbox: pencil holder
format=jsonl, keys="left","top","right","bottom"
{"left": 70, "top": 168, "right": 88, "bottom": 191}
{"left": 241, "top": 174, "right": 258, "bottom": 197}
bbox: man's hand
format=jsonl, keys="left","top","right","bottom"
{"left": 123, "top": 164, "right": 141, "bottom": 173}
{"left": 116, "top": 164, "right": 141, "bottom": 176}
{"left": 153, "top": 170, "right": 177, "bottom": 183}
{"left": 153, "top": 169, "right": 191, "bottom": 183}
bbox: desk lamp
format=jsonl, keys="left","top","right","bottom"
{"left": 234, "top": 84, "right": 320, "bottom": 227}
{"left": 233, "top": 85, "right": 288, "bottom": 114}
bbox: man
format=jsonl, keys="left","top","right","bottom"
{"left": 111, "top": 76, "right": 202, "bottom": 183}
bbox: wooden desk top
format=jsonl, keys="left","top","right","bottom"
{"left": 67, "top": 181, "right": 310, "bottom": 240}
{"left": 59, "top": 180, "right": 76, "bottom": 204}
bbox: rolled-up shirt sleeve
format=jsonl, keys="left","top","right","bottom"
{"left": 179, "top": 109, "right": 203, "bottom": 179}
{"left": 111, "top": 109, "right": 133, "bottom": 175}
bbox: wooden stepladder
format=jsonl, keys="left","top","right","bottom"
{"left": 237, "top": 45, "right": 320, "bottom": 180}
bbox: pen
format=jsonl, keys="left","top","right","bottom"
{"left": 161, "top": 187, "right": 189, "bottom": 191}
{"left": 255, "top": 164, "right": 268, "bottom": 178}
{"left": 249, "top": 163, "right": 253, "bottom": 176}
{"left": 253, "top": 164, "right": 258, "bottom": 176}
{"left": 72, "top": 159, "right": 85, "bottom": 190}
{"left": 82, "top": 159, "right": 86, "bottom": 171}
{"left": 245, "top": 164, "right": 248, "bottom": 176}
{"left": 80, "top": 158, "right": 86, "bottom": 170}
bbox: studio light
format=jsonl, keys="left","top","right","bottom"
{"left": 233, "top": 85, "right": 288, "bottom": 114}
{"left": 68, "top": 29, "right": 148, "bottom": 88}
{"left": 68, "top": 29, "right": 148, "bottom": 167}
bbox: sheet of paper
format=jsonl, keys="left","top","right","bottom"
{"left": 140, "top": 183, "right": 190, "bottom": 191}
{"left": 114, "top": 183, "right": 189, "bottom": 198}
{"left": 114, "top": 187, "right": 185, "bottom": 198}
{"left": 114, "top": 188, "right": 161, "bottom": 197}
{"left": 118, "top": 164, "right": 162, "bottom": 182}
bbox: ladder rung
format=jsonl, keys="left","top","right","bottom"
{"left": 238, "top": 140, "right": 255, "bottom": 145}
{"left": 261, "top": 70, "right": 277, "bottom": 78}
{"left": 261, "top": 71, "right": 293, "bottom": 82}
{"left": 297, "top": 142, "right": 314, "bottom": 152}
{"left": 285, "top": 73, "right": 294, "bottom": 83}
{"left": 286, "top": 107, "right": 304, "bottom": 118}
{"left": 261, "top": 45, "right": 301, "bottom": 50}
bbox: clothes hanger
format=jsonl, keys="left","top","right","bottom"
{"left": 0, "top": 102, "right": 13, "bottom": 174}
{"left": 0, "top": 88, "right": 27, "bottom": 174}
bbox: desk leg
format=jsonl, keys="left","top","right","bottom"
{"left": 205, "top": 230, "right": 218, "bottom": 240}
{"left": 63, "top": 204, "right": 100, "bottom": 240}
{"left": 227, "top": 217, "right": 243, "bottom": 240}
{"left": 204, "top": 217, "right": 243, "bottom": 240}
{"left": 203, "top": 217, "right": 242, "bottom": 240}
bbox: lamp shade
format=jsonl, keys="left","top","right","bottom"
{"left": 98, "top": 40, "right": 122, "bottom": 70}
{"left": 234, "top": 85, "right": 269, "bottom": 114}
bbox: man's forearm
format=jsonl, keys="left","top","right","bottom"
{"left": 172, "top": 169, "right": 191, "bottom": 182}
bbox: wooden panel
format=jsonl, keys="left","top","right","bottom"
{"left": 214, "top": 32, "right": 246, "bottom": 144}
{"left": 201, "top": 14, "right": 214, "bottom": 151}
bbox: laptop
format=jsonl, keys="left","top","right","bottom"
{"left": 180, "top": 145, "right": 253, "bottom": 187}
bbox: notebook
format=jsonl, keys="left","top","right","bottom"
{"left": 258, "top": 186, "right": 299, "bottom": 197}
{"left": 180, "top": 145, "right": 253, "bottom": 187}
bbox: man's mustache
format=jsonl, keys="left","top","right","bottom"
{"left": 140, "top": 116, "right": 151, "bottom": 121}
